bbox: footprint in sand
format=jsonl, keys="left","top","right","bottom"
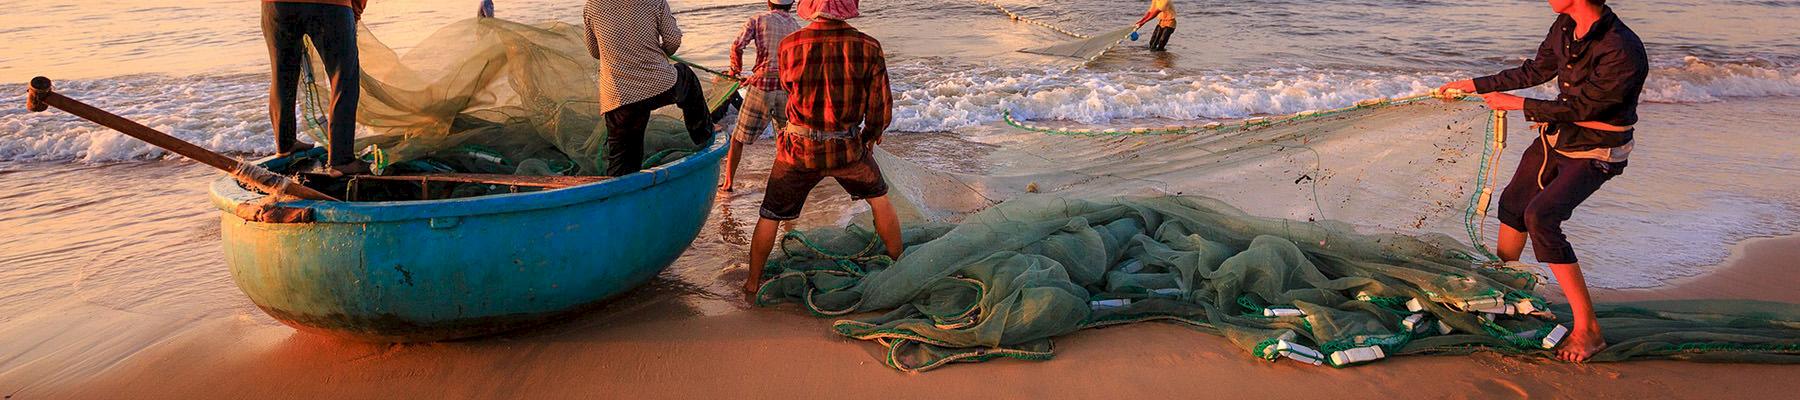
{"left": 1471, "top": 377, "right": 1533, "bottom": 399}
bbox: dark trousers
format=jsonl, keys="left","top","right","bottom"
{"left": 1496, "top": 137, "right": 1625, "bottom": 264}
{"left": 263, "top": 2, "right": 360, "bottom": 166}
{"left": 601, "top": 64, "right": 713, "bottom": 177}
{"left": 1149, "top": 25, "right": 1176, "bottom": 51}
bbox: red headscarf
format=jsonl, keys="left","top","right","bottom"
{"left": 798, "top": 0, "right": 859, "bottom": 20}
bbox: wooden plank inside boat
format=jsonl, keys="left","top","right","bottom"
{"left": 303, "top": 172, "right": 610, "bottom": 189}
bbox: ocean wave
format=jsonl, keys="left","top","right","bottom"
{"left": 0, "top": 74, "right": 272, "bottom": 163}
{"left": 4, "top": 58, "right": 1796, "bottom": 163}
{"left": 889, "top": 57, "right": 1800, "bottom": 132}
{"left": 1642, "top": 56, "right": 1800, "bottom": 103}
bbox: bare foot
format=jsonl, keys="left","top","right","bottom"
{"left": 718, "top": 179, "right": 734, "bottom": 193}
{"left": 741, "top": 281, "right": 761, "bottom": 305}
{"left": 1556, "top": 326, "right": 1605, "bottom": 362}
{"left": 276, "top": 141, "right": 316, "bottom": 158}
{"left": 322, "top": 160, "right": 372, "bottom": 178}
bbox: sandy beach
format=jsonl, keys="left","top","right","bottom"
{"left": 11, "top": 237, "right": 1797, "bottom": 400}
{"left": 6, "top": 100, "right": 1799, "bottom": 399}
{"left": 4, "top": 0, "right": 1800, "bottom": 398}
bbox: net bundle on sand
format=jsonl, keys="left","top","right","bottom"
{"left": 297, "top": 18, "right": 737, "bottom": 176}
{"left": 756, "top": 195, "right": 1800, "bottom": 372}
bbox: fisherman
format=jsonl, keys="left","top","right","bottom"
{"left": 721, "top": 0, "right": 804, "bottom": 192}
{"left": 1133, "top": 0, "right": 1177, "bottom": 52}
{"left": 262, "top": 0, "right": 369, "bottom": 176}
{"left": 583, "top": 0, "right": 714, "bottom": 177}
{"left": 744, "top": 0, "right": 903, "bottom": 299}
{"left": 1439, "top": 0, "right": 1646, "bottom": 362}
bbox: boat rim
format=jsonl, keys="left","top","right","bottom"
{"left": 209, "top": 135, "right": 727, "bottom": 224}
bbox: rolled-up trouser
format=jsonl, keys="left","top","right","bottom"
{"left": 1496, "top": 137, "right": 1626, "bottom": 264}
{"left": 601, "top": 64, "right": 714, "bottom": 177}
{"left": 263, "top": 1, "right": 360, "bottom": 166}
{"left": 1149, "top": 25, "right": 1176, "bottom": 51}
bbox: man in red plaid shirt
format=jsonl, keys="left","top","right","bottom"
{"left": 744, "top": 0, "right": 903, "bottom": 298}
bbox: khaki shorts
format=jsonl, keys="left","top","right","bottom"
{"left": 731, "top": 87, "right": 788, "bottom": 145}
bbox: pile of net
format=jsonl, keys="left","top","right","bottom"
{"left": 296, "top": 17, "right": 737, "bottom": 179}
{"left": 756, "top": 195, "right": 1800, "bottom": 372}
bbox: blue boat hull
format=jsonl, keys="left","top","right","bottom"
{"left": 210, "top": 139, "right": 726, "bottom": 342}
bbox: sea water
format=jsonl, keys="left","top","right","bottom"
{"left": 1, "top": 1, "right": 1798, "bottom": 378}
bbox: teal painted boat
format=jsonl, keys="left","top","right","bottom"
{"left": 208, "top": 138, "right": 726, "bottom": 342}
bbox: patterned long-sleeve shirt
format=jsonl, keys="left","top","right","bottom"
{"left": 583, "top": 0, "right": 683, "bottom": 113}
{"left": 779, "top": 19, "right": 891, "bottom": 142}
{"left": 731, "top": 10, "right": 802, "bottom": 91}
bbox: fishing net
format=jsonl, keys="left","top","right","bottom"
{"left": 758, "top": 96, "right": 1800, "bottom": 371}
{"left": 296, "top": 17, "right": 739, "bottom": 177}
{"left": 1017, "top": 25, "right": 1140, "bottom": 63}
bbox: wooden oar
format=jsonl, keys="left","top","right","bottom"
{"left": 25, "top": 77, "right": 340, "bottom": 201}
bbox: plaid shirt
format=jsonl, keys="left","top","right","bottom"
{"left": 777, "top": 19, "right": 892, "bottom": 169}
{"left": 731, "top": 10, "right": 801, "bottom": 91}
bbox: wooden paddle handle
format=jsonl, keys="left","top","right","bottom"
{"left": 26, "top": 77, "right": 340, "bottom": 202}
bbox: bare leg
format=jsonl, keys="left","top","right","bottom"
{"left": 1496, "top": 224, "right": 1527, "bottom": 262}
{"left": 1549, "top": 262, "right": 1605, "bottom": 362}
{"left": 745, "top": 217, "right": 781, "bottom": 301}
{"left": 865, "top": 195, "right": 904, "bottom": 259}
{"left": 721, "top": 139, "right": 743, "bottom": 192}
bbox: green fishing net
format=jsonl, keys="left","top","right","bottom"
{"left": 758, "top": 195, "right": 1800, "bottom": 372}
{"left": 298, "top": 17, "right": 738, "bottom": 176}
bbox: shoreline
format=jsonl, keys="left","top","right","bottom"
{"left": 1597, "top": 233, "right": 1800, "bottom": 304}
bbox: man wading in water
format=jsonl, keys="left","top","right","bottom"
{"left": 263, "top": 0, "right": 369, "bottom": 176}
{"left": 584, "top": 0, "right": 714, "bottom": 177}
{"left": 744, "top": 0, "right": 903, "bottom": 300}
{"left": 1440, "top": 0, "right": 1647, "bottom": 362}
{"left": 722, "top": 0, "right": 804, "bottom": 192}
{"left": 1134, "top": 0, "right": 1177, "bottom": 51}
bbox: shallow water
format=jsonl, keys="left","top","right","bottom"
{"left": 0, "top": 0, "right": 1798, "bottom": 392}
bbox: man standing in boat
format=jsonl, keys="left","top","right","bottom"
{"left": 1439, "top": 0, "right": 1647, "bottom": 362}
{"left": 1134, "top": 0, "right": 1177, "bottom": 52}
{"left": 721, "top": 0, "right": 804, "bottom": 192}
{"left": 744, "top": 0, "right": 904, "bottom": 299}
{"left": 583, "top": 0, "right": 714, "bottom": 177}
{"left": 262, "top": 0, "right": 369, "bottom": 176}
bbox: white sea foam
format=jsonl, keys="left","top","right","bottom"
{"left": 0, "top": 74, "right": 275, "bottom": 163}
{"left": 889, "top": 58, "right": 1800, "bottom": 133}
{"left": 3, "top": 58, "right": 1797, "bottom": 163}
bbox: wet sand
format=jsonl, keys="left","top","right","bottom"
{"left": 5, "top": 155, "right": 1797, "bottom": 400}
{"left": 4, "top": 100, "right": 1799, "bottom": 398}
{"left": 19, "top": 236, "right": 1798, "bottom": 400}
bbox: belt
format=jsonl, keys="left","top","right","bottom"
{"left": 784, "top": 125, "right": 860, "bottom": 141}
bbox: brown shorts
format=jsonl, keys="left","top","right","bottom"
{"left": 758, "top": 152, "right": 889, "bottom": 221}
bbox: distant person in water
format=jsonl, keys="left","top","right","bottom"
{"left": 1440, "top": 0, "right": 1646, "bottom": 362}
{"left": 1134, "top": 0, "right": 1177, "bottom": 51}
{"left": 744, "top": 0, "right": 903, "bottom": 299}
{"left": 721, "top": 0, "right": 804, "bottom": 192}
{"left": 263, "top": 0, "right": 369, "bottom": 176}
{"left": 477, "top": 0, "right": 494, "bottom": 18}
{"left": 583, "top": 0, "right": 713, "bottom": 177}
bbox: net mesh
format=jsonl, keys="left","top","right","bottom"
{"left": 758, "top": 98, "right": 1800, "bottom": 371}
{"left": 298, "top": 18, "right": 738, "bottom": 176}
{"left": 1017, "top": 25, "right": 1140, "bottom": 62}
